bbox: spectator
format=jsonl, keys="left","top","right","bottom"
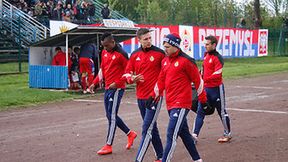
{"left": 101, "top": 3, "right": 110, "bottom": 19}
{"left": 52, "top": 3, "right": 63, "bottom": 20}
{"left": 87, "top": 1, "right": 95, "bottom": 22}
{"left": 236, "top": 18, "right": 246, "bottom": 29}
{"left": 51, "top": 46, "right": 72, "bottom": 69}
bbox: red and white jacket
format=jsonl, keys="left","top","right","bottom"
{"left": 202, "top": 50, "right": 224, "bottom": 87}
{"left": 123, "top": 46, "right": 165, "bottom": 99}
{"left": 153, "top": 50, "right": 207, "bottom": 110}
{"left": 92, "top": 44, "right": 128, "bottom": 89}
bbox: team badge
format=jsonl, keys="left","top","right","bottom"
{"left": 150, "top": 56, "right": 154, "bottom": 62}
{"left": 174, "top": 61, "right": 179, "bottom": 67}
{"left": 104, "top": 54, "right": 108, "bottom": 57}
{"left": 112, "top": 55, "right": 116, "bottom": 60}
{"left": 164, "top": 61, "right": 167, "bottom": 66}
{"left": 136, "top": 57, "right": 141, "bottom": 61}
{"left": 209, "top": 58, "right": 212, "bottom": 63}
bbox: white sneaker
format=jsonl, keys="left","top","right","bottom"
{"left": 192, "top": 133, "right": 198, "bottom": 144}
{"left": 83, "top": 90, "right": 87, "bottom": 94}
{"left": 194, "top": 159, "right": 203, "bottom": 162}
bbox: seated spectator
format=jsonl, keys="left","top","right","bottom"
{"left": 101, "top": 3, "right": 110, "bottom": 19}
{"left": 52, "top": 3, "right": 63, "bottom": 20}
{"left": 70, "top": 47, "right": 81, "bottom": 90}
{"left": 52, "top": 47, "right": 72, "bottom": 69}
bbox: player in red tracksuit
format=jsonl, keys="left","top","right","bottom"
{"left": 79, "top": 42, "right": 98, "bottom": 93}
{"left": 88, "top": 33, "right": 137, "bottom": 155}
{"left": 192, "top": 35, "right": 232, "bottom": 143}
{"left": 150, "top": 33, "right": 207, "bottom": 162}
{"left": 51, "top": 46, "right": 72, "bottom": 69}
{"left": 122, "top": 28, "right": 164, "bottom": 162}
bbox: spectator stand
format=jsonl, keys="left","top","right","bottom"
{"left": 29, "top": 25, "right": 138, "bottom": 89}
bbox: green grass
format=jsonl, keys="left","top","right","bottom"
{"left": 0, "top": 62, "right": 29, "bottom": 74}
{"left": 0, "top": 56, "right": 288, "bottom": 111}
{"left": 223, "top": 56, "right": 288, "bottom": 79}
{"left": 0, "top": 74, "right": 84, "bottom": 111}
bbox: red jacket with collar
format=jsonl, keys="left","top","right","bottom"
{"left": 123, "top": 45, "right": 165, "bottom": 99}
{"left": 92, "top": 44, "right": 128, "bottom": 89}
{"left": 153, "top": 50, "right": 207, "bottom": 110}
{"left": 202, "top": 50, "right": 224, "bottom": 87}
{"left": 51, "top": 51, "right": 72, "bottom": 70}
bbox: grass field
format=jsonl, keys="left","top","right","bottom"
{"left": 0, "top": 56, "right": 288, "bottom": 110}
{"left": 0, "top": 62, "right": 28, "bottom": 74}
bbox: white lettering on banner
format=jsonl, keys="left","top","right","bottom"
{"left": 229, "top": 30, "right": 238, "bottom": 57}
{"left": 199, "top": 29, "right": 206, "bottom": 58}
{"left": 124, "top": 27, "right": 171, "bottom": 54}
{"left": 103, "top": 19, "right": 134, "bottom": 28}
{"left": 222, "top": 29, "right": 229, "bottom": 56}
{"left": 198, "top": 28, "right": 256, "bottom": 57}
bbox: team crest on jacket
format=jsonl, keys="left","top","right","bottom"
{"left": 150, "top": 56, "right": 154, "bottom": 62}
{"left": 209, "top": 58, "right": 212, "bottom": 63}
{"left": 164, "top": 61, "right": 167, "bottom": 66}
{"left": 174, "top": 61, "right": 179, "bottom": 67}
{"left": 104, "top": 54, "right": 108, "bottom": 57}
{"left": 112, "top": 55, "right": 116, "bottom": 60}
{"left": 136, "top": 57, "right": 141, "bottom": 61}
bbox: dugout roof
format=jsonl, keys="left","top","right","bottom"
{"left": 31, "top": 26, "right": 138, "bottom": 47}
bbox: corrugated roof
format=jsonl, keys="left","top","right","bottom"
{"left": 31, "top": 26, "right": 138, "bottom": 47}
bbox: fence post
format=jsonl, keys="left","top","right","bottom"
{"left": 18, "top": 16, "right": 22, "bottom": 72}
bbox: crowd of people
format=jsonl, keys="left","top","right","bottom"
{"left": 8, "top": 0, "right": 109, "bottom": 26}
{"left": 51, "top": 29, "right": 232, "bottom": 162}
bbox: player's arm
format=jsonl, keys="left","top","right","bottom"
{"left": 205, "top": 55, "right": 223, "bottom": 82}
{"left": 122, "top": 55, "right": 144, "bottom": 84}
{"left": 89, "top": 53, "right": 104, "bottom": 91}
{"left": 151, "top": 60, "right": 166, "bottom": 98}
{"left": 113, "top": 54, "right": 129, "bottom": 88}
{"left": 185, "top": 60, "right": 207, "bottom": 104}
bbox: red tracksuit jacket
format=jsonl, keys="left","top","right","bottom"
{"left": 51, "top": 51, "right": 72, "bottom": 69}
{"left": 202, "top": 50, "right": 224, "bottom": 87}
{"left": 123, "top": 45, "right": 165, "bottom": 99}
{"left": 92, "top": 44, "right": 128, "bottom": 89}
{"left": 153, "top": 50, "right": 207, "bottom": 110}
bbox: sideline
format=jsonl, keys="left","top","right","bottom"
{"left": 74, "top": 99, "right": 288, "bottom": 115}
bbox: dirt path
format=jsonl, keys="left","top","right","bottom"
{"left": 0, "top": 72, "right": 288, "bottom": 162}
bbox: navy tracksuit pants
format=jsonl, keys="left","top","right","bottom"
{"left": 162, "top": 108, "right": 201, "bottom": 162}
{"left": 193, "top": 84, "right": 231, "bottom": 136}
{"left": 135, "top": 97, "right": 163, "bottom": 162}
{"left": 104, "top": 88, "right": 130, "bottom": 145}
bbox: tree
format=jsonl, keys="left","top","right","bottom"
{"left": 264, "top": 0, "right": 287, "bottom": 16}
{"left": 254, "top": 0, "right": 262, "bottom": 28}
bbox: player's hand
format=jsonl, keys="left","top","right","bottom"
{"left": 109, "top": 82, "right": 117, "bottom": 89}
{"left": 201, "top": 102, "right": 214, "bottom": 115}
{"left": 88, "top": 84, "right": 96, "bottom": 94}
{"left": 132, "top": 74, "right": 144, "bottom": 83}
{"left": 146, "top": 96, "right": 160, "bottom": 108}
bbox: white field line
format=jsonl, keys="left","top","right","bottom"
{"left": 234, "top": 85, "right": 288, "bottom": 90}
{"left": 74, "top": 99, "right": 288, "bottom": 115}
{"left": 227, "top": 108, "right": 288, "bottom": 115}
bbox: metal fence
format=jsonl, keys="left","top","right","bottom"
{"left": 268, "top": 28, "right": 288, "bottom": 56}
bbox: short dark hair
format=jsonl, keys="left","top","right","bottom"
{"left": 55, "top": 46, "right": 61, "bottom": 51}
{"left": 137, "top": 28, "right": 150, "bottom": 39}
{"left": 101, "top": 32, "right": 114, "bottom": 41}
{"left": 73, "top": 47, "right": 80, "bottom": 52}
{"left": 205, "top": 35, "right": 218, "bottom": 45}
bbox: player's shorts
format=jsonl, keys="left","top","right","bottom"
{"left": 79, "top": 57, "right": 94, "bottom": 74}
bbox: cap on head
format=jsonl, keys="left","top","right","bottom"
{"left": 163, "top": 33, "right": 181, "bottom": 48}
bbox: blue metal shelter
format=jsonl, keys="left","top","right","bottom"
{"left": 29, "top": 26, "right": 138, "bottom": 89}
